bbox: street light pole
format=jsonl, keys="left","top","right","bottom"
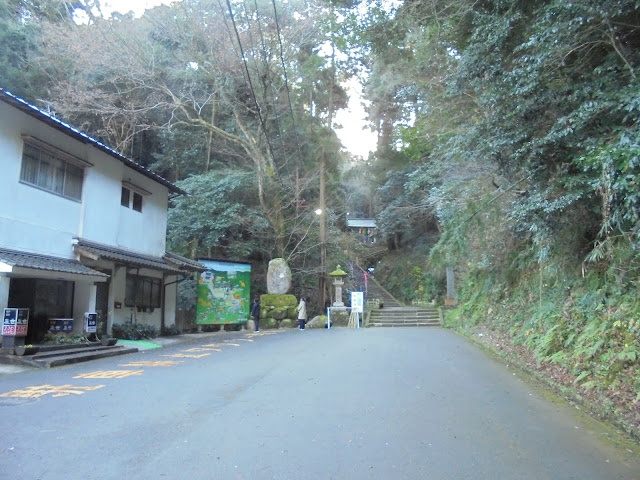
{"left": 318, "top": 155, "right": 326, "bottom": 312}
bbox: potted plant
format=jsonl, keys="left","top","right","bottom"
{"left": 101, "top": 337, "right": 118, "bottom": 346}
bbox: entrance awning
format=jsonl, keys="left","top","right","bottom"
{"left": 73, "top": 238, "right": 186, "bottom": 274}
{"left": 164, "top": 252, "right": 206, "bottom": 273}
{"left": 0, "top": 247, "right": 109, "bottom": 281}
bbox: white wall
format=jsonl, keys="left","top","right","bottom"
{"left": 0, "top": 276, "right": 9, "bottom": 314}
{"left": 0, "top": 102, "right": 84, "bottom": 258}
{"left": 0, "top": 99, "right": 177, "bottom": 335}
{"left": 72, "top": 282, "right": 97, "bottom": 334}
{"left": 108, "top": 265, "right": 164, "bottom": 328}
{"left": 164, "top": 275, "right": 178, "bottom": 327}
{"left": 0, "top": 101, "right": 170, "bottom": 259}
{"left": 80, "top": 155, "right": 169, "bottom": 256}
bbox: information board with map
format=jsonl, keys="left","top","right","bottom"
{"left": 196, "top": 260, "right": 251, "bottom": 325}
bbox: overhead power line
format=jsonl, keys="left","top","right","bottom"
{"left": 246, "top": 0, "right": 289, "bottom": 171}
{"left": 271, "top": 0, "right": 304, "bottom": 168}
{"left": 224, "top": 0, "right": 278, "bottom": 165}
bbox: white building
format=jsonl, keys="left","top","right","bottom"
{"left": 0, "top": 89, "right": 203, "bottom": 342}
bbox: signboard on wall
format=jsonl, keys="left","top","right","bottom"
{"left": 196, "top": 260, "right": 251, "bottom": 325}
{"left": 49, "top": 318, "right": 74, "bottom": 333}
{"left": 2, "top": 308, "right": 29, "bottom": 337}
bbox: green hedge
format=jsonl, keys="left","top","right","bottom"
{"left": 112, "top": 323, "right": 158, "bottom": 340}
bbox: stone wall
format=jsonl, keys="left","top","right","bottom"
{"left": 259, "top": 294, "right": 298, "bottom": 329}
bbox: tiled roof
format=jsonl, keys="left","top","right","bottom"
{"left": 347, "top": 218, "right": 377, "bottom": 228}
{"left": 73, "top": 238, "right": 184, "bottom": 274}
{"left": 164, "top": 252, "right": 206, "bottom": 272}
{"left": 0, "top": 248, "right": 109, "bottom": 277}
{"left": 0, "top": 89, "right": 187, "bottom": 196}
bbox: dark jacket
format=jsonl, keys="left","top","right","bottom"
{"left": 251, "top": 301, "right": 260, "bottom": 319}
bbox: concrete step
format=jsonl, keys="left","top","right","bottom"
{"left": 370, "top": 309, "right": 439, "bottom": 317}
{"left": 371, "top": 318, "right": 441, "bottom": 324}
{"left": 370, "top": 321, "right": 441, "bottom": 327}
{"left": 370, "top": 311, "right": 440, "bottom": 317}
{"left": 368, "top": 307, "right": 442, "bottom": 327}
{"left": 0, "top": 343, "right": 139, "bottom": 369}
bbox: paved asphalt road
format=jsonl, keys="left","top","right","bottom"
{"left": 1, "top": 328, "right": 639, "bottom": 480}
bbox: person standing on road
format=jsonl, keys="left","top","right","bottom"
{"left": 297, "top": 297, "right": 307, "bottom": 330}
{"left": 251, "top": 298, "right": 261, "bottom": 332}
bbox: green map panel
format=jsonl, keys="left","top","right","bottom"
{"left": 196, "top": 260, "right": 251, "bottom": 325}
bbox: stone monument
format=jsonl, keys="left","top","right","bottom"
{"left": 267, "top": 258, "right": 292, "bottom": 294}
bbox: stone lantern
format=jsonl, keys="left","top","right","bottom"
{"left": 329, "top": 265, "right": 348, "bottom": 307}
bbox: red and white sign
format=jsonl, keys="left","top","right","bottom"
{"left": 2, "top": 308, "right": 29, "bottom": 337}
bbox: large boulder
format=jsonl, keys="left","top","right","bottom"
{"left": 306, "top": 315, "right": 328, "bottom": 329}
{"left": 267, "top": 258, "right": 292, "bottom": 294}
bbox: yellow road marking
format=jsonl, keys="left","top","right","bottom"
{"left": 119, "top": 361, "right": 183, "bottom": 367}
{"left": 161, "top": 353, "right": 211, "bottom": 358}
{"left": 1, "top": 384, "right": 105, "bottom": 398}
{"left": 73, "top": 370, "right": 144, "bottom": 379}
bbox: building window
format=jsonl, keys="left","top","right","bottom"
{"left": 132, "top": 191, "right": 143, "bottom": 212}
{"left": 121, "top": 187, "right": 130, "bottom": 207}
{"left": 20, "top": 142, "right": 85, "bottom": 201}
{"left": 121, "top": 186, "right": 143, "bottom": 212}
{"left": 125, "top": 274, "right": 161, "bottom": 308}
{"left": 8, "top": 278, "right": 74, "bottom": 318}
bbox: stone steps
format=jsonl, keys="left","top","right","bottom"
{"left": 358, "top": 272, "right": 403, "bottom": 308}
{"left": 369, "top": 307, "right": 442, "bottom": 327}
{"left": 0, "top": 343, "right": 138, "bottom": 369}
{"left": 350, "top": 262, "right": 441, "bottom": 327}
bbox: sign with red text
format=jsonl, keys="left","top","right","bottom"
{"left": 2, "top": 308, "right": 29, "bottom": 337}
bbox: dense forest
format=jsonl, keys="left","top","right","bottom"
{"left": 2, "top": 0, "right": 639, "bottom": 436}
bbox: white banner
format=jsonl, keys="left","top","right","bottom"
{"left": 351, "top": 292, "right": 364, "bottom": 313}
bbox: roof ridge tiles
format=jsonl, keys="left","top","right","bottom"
{"left": 0, "top": 88, "right": 186, "bottom": 195}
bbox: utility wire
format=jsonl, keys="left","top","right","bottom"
{"left": 217, "top": 0, "right": 242, "bottom": 61}
{"left": 223, "top": 0, "right": 304, "bottom": 191}
{"left": 224, "top": 0, "right": 278, "bottom": 166}
{"left": 271, "top": 0, "right": 304, "bottom": 169}
{"left": 247, "top": 0, "right": 290, "bottom": 171}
